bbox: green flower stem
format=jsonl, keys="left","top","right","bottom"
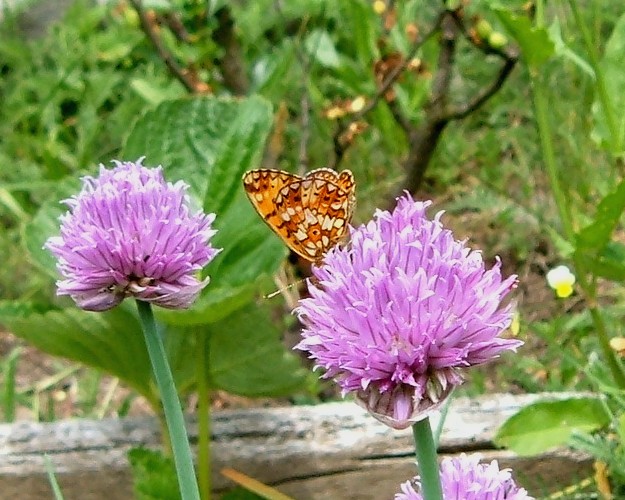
{"left": 136, "top": 300, "right": 201, "bottom": 500}
{"left": 412, "top": 417, "right": 443, "bottom": 500}
{"left": 197, "top": 332, "right": 212, "bottom": 500}
{"left": 530, "top": 8, "right": 625, "bottom": 389}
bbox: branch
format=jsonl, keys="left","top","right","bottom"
{"left": 428, "top": 12, "right": 457, "bottom": 118}
{"left": 128, "top": 0, "right": 198, "bottom": 94}
{"left": 445, "top": 55, "right": 517, "bottom": 120}
{"left": 212, "top": 6, "right": 249, "bottom": 95}
{"left": 330, "top": 13, "right": 444, "bottom": 168}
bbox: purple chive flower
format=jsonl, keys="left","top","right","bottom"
{"left": 295, "top": 194, "right": 520, "bottom": 429}
{"left": 395, "top": 454, "right": 533, "bottom": 500}
{"left": 45, "top": 159, "right": 220, "bottom": 312}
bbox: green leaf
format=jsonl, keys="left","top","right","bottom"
{"left": 576, "top": 177, "right": 625, "bottom": 251}
{"left": 341, "top": 0, "right": 378, "bottom": 66}
{"left": 122, "top": 95, "right": 273, "bottom": 210}
{"left": 128, "top": 447, "right": 180, "bottom": 500}
{"left": 493, "top": 6, "right": 554, "bottom": 69}
{"left": 495, "top": 397, "right": 610, "bottom": 455}
{"left": 209, "top": 191, "right": 287, "bottom": 288}
{"left": 576, "top": 241, "right": 625, "bottom": 282}
{"left": 221, "top": 489, "right": 265, "bottom": 500}
{"left": 548, "top": 19, "right": 594, "bottom": 78}
{"left": 130, "top": 78, "right": 185, "bottom": 106}
{"left": 305, "top": 30, "right": 341, "bottom": 68}
{"left": 200, "top": 97, "right": 273, "bottom": 215}
{"left": 592, "top": 12, "right": 625, "bottom": 153}
{"left": 0, "top": 302, "right": 155, "bottom": 403}
{"left": 24, "top": 177, "right": 82, "bottom": 279}
{"left": 156, "top": 284, "right": 257, "bottom": 326}
{"left": 619, "top": 413, "right": 625, "bottom": 442}
{"left": 209, "top": 307, "right": 306, "bottom": 397}
{"left": 122, "top": 95, "right": 281, "bottom": 317}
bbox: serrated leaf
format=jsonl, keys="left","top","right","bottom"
{"left": 201, "top": 97, "right": 273, "bottom": 215}
{"left": 209, "top": 307, "right": 306, "bottom": 397}
{"left": 495, "top": 397, "right": 610, "bottom": 455}
{"left": 122, "top": 96, "right": 272, "bottom": 209}
{"left": 493, "top": 6, "right": 554, "bottom": 69}
{"left": 208, "top": 191, "right": 287, "bottom": 288}
{"left": 0, "top": 302, "right": 155, "bottom": 403}
{"left": 576, "top": 177, "right": 625, "bottom": 251}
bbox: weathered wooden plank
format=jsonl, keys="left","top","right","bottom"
{"left": 0, "top": 393, "right": 593, "bottom": 499}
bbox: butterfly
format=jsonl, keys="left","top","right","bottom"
{"left": 242, "top": 168, "right": 355, "bottom": 263}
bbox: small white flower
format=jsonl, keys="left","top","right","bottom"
{"left": 546, "top": 265, "right": 576, "bottom": 298}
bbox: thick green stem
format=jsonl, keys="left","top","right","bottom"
{"left": 136, "top": 300, "right": 201, "bottom": 500}
{"left": 197, "top": 332, "right": 212, "bottom": 500}
{"left": 412, "top": 417, "right": 443, "bottom": 500}
{"left": 530, "top": 29, "right": 625, "bottom": 389}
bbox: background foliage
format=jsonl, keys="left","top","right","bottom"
{"left": 3, "top": 0, "right": 625, "bottom": 496}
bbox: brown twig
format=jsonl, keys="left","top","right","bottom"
{"left": 330, "top": 13, "right": 444, "bottom": 168}
{"left": 211, "top": 6, "right": 249, "bottom": 95}
{"left": 444, "top": 11, "right": 519, "bottom": 120}
{"left": 400, "top": 9, "right": 519, "bottom": 195}
{"left": 128, "top": 0, "right": 198, "bottom": 94}
{"left": 401, "top": 11, "right": 458, "bottom": 196}
{"left": 445, "top": 55, "right": 517, "bottom": 120}
{"left": 162, "top": 12, "right": 192, "bottom": 44}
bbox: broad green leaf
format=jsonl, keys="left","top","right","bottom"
{"left": 23, "top": 177, "right": 81, "bottom": 279}
{"left": 0, "top": 302, "right": 155, "bottom": 403}
{"left": 121, "top": 95, "right": 281, "bottom": 315}
{"left": 122, "top": 96, "right": 272, "bottom": 211}
{"left": 208, "top": 191, "right": 287, "bottom": 288}
{"left": 493, "top": 7, "right": 554, "bottom": 69}
{"left": 495, "top": 397, "right": 610, "bottom": 455}
{"left": 591, "top": 12, "right": 625, "bottom": 154}
{"left": 576, "top": 177, "right": 625, "bottom": 251}
{"left": 305, "top": 30, "right": 341, "bottom": 68}
{"left": 209, "top": 307, "right": 306, "bottom": 397}
{"left": 200, "top": 97, "right": 273, "bottom": 215}
{"left": 130, "top": 78, "right": 185, "bottom": 106}
{"left": 156, "top": 284, "right": 257, "bottom": 326}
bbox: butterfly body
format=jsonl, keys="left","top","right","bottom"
{"left": 242, "top": 168, "right": 355, "bottom": 263}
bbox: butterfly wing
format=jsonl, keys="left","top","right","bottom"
{"left": 242, "top": 168, "right": 355, "bottom": 263}
{"left": 273, "top": 169, "right": 355, "bottom": 262}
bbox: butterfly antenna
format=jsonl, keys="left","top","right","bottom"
{"left": 264, "top": 265, "right": 306, "bottom": 308}
{"left": 263, "top": 279, "right": 304, "bottom": 300}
